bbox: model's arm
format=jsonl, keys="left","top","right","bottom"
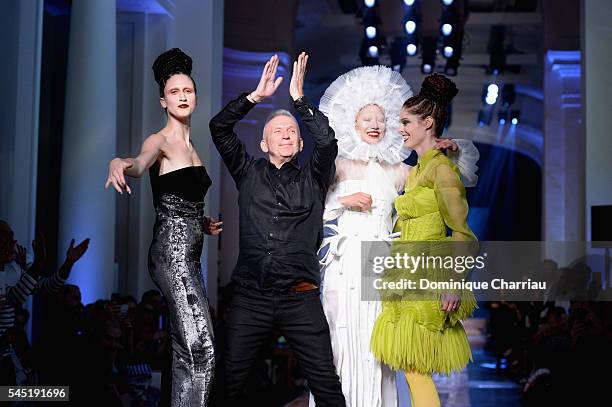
{"left": 433, "top": 161, "right": 478, "bottom": 312}
{"left": 105, "top": 133, "right": 166, "bottom": 194}
{"left": 433, "top": 162, "right": 476, "bottom": 242}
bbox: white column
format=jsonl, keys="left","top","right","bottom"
{"left": 58, "top": 0, "right": 117, "bottom": 304}
{"left": 166, "top": 0, "right": 225, "bottom": 307}
{"left": 543, "top": 51, "right": 583, "bottom": 242}
{"left": 0, "top": 0, "right": 43, "bottom": 247}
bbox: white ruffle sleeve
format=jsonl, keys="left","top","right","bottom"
{"left": 448, "top": 139, "right": 480, "bottom": 187}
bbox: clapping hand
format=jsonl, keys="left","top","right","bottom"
{"left": 249, "top": 55, "right": 284, "bottom": 103}
{"left": 15, "top": 244, "right": 27, "bottom": 270}
{"left": 65, "top": 238, "right": 90, "bottom": 265}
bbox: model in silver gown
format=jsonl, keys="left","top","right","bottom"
{"left": 148, "top": 163, "right": 215, "bottom": 406}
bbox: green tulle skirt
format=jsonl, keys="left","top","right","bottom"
{"left": 370, "top": 289, "right": 476, "bottom": 375}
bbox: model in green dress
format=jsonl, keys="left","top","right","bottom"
{"left": 370, "top": 74, "right": 477, "bottom": 407}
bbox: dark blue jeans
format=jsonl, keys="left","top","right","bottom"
{"left": 223, "top": 285, "right": 345, "bottom": 406}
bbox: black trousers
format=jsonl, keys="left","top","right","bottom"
{"left": 223, "top": 286, "right": 345, "bottom": 406}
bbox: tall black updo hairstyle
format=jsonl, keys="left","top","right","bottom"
{"left": 152, "top": 48, "right": 197, "bottom": 98}
{"left": 402, "top": 73, "right": 458, "bottom": 138}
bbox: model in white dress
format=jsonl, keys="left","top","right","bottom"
{"left": 308, "top": 66, "right": 479, "bottom": 407}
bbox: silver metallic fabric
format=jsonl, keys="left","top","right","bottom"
{"left": 148, "top": 193, "right": 215, "bottom": 406}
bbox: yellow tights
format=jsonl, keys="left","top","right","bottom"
{"left": 404, "top": 372, "right": 441, "bottom": 407}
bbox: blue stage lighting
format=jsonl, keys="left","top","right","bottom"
{"left": 365, "top": 26, "right": 377, "bottom": 39}
{"left": 405, "top": 20, "right": 416, "bottom": 34}
{"left": 442, "top": 23, "right": 453, "bottom": 36}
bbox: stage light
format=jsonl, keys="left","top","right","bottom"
{"left": 390, "top": 37, "right": 408, "bottom": 69}
{"left": 501, "top": 84, "right": 516, "bottom": 107}
{"left": 405, "top": 20, "right": 416, "bottom": 35}
{"left": 489, "top": 25, "right": 506, "bottom": 75}
{"left": 482, "top": 83, "right": 499, "bottom": 106}
{"left": 404, "top": 0, "right": 416, "bottom": 6}
{"left": 360, "top": 38, "right": 380, "bottom": 65}
{"left": 443, "top": 46, "right": 454, "bottom": 58}
{"left": 442, "top": 23, "right": 453, "bottom": 36}
{"left": 477, "top": 109, "right": 492, "bottom": 126}
{"left": 364, "top": 0, "right": 376, "bottom": 8}
{"left": 366, "top": 26, "right": 377, "bottom": 39}
{"left": 510, "top": 110, "right": 520, "bottom": 125}
{"left": 498, "top": 110, "right": 508, "bottom": 125}
{"left": 421, "top": 36, "right": 437, "bottom": 74}
{"left": 443, "top": 0, "right": 454, "bottom": 5}
{"left": 407, "top": 44, "right": 417, "bottom": 56}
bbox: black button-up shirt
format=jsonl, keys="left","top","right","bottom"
{"left": 209, "top": 93, "right": 337, "bottom": 292}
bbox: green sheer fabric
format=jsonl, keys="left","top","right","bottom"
{"left": 371, "top": 149, "right": 478, "bottom": 375}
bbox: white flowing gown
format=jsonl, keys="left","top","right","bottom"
{"left": 309, "top": 158, "right": 408, "bottom": 407}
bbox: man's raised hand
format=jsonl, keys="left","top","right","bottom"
{"left": 290, "top": 52, "right": 308, "bottom": 101}
{"left": 250, "top": 55, "right": 283, "bottom": 103}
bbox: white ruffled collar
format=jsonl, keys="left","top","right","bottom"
{"left": 336, "top": 127, "right": 411, "bottom": 164}
{"left": 319, "top": 66, "right": 414, "bottom": 165}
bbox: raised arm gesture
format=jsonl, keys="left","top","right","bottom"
{"left": 290, "top": 52, "right": 308, "bottom": 101}
{"left": 248, "top": 54, "right": 284, "bottom": 103}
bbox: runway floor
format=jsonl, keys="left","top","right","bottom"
{"left": 286, "top": 318, "right": 524, "bottom": 407}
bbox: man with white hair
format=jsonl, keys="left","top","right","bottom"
{"left": 209, "top": 52, "right": 345, "bottom": 406}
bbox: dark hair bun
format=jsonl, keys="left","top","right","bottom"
{"left": 152, "top": 48, "right": 193, "bottom": 88}
{"left": 419, "top": 73, "right": 458, "bottom": 106}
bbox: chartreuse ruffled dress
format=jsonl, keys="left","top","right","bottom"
{"left": 370, "top": 148, "right": 477, "bottom": 375}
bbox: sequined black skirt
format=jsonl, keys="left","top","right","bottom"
{"left": 148, "top": 193, "right": 214, "bottom": 407}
